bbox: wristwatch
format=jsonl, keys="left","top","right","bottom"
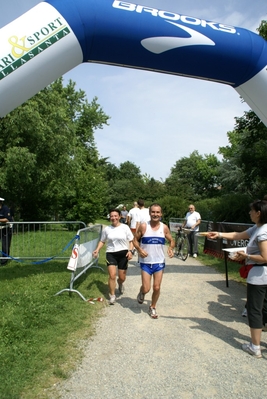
{"left": 129, "top": 250, "right": 135, "bottom": 254}
{"left": 247, "top": 255, "right": 251, "bottom": 261}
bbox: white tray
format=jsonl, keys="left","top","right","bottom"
{"left": 222, "top": 247, "right": 247, "bottom": 252}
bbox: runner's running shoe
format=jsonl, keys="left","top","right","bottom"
{"left": 148, "top": 306, "right": 158, "bottom": 319}
{"left": 241, "top": 343, "right": 262, "bottom": 358}
{"left": 109, "top": 294, "right": 116, "bottom": 305}
{"left": 137, "top": 287, "right": 145, "bottom": 304}
{"left": 117, "top": 278, "right": 125, "bottom": 295}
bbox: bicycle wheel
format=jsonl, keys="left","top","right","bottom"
{"left": 180, "top": 237, "right": 189, "bottom": 261}
{"left": 175, "top": 236, "right": 183, "bottom": 257}
{"left": 174, "top": 233, "right": 181, "bottom": 256}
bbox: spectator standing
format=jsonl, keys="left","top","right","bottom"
{"left": 208, "top": 199, "right": 267, "bottom": 358}
{"left": 0, "top": 197, "right": 13, "bottom": 265}
{"left": 120, "top": 206, "right": 128, "bottom": 224}
{"left": 182, "top": 204, "right": 201, "bottom": 258}
{"left": 93, "top": 208, "right": 134, "bottom": 304}
{"left": 133, "top": 203, "right": 175, "bottom": 319}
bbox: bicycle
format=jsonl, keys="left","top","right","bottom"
{"left": 174, "top": 227, "right": 190, "bottom": 261}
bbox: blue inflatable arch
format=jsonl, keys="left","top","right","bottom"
{"left": 0, "top": 0, "right": 267, "bottom": 126}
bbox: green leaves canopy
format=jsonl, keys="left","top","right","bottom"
{"left": 165, "top": 150, "right": 221, "bottom": 200}
{"left": 0, "top": 78, "right": 109, "bottom": 222}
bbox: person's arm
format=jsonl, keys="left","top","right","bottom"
{"left": 191, "top": 218, "right": 201, "bottom": 230}
{"left": 236, "top": 240, "right": 267, "bottom": 263}
{"left": 164, "top": 225, "right": 175, "bottom": 258}
{"left": 0, "top": 205, "right": 11, "bottom": 223}
{"left": 126, "top": 240, "right": 134, "bottom": 259}
{"left": 135, "top": 212, "right": 141, "bottom": 232}
{"left": 135, "top": 221, "right": 140, "bottom": 232}
{"left": 133, "top": 223, "right": 148, "bottom": 258}
{"left": 127, "top": 214, "right": 131, "bottom": 226}
{"left": 92, "top": 241, "right": 105, "bottom": 257}
{"left": 128, "top": 239, "right": 134, "bottom": 252}
{"left": 125, "top": 227, "right": 134, "bottom": 259}
{"left": 208, "top": 231, "right": 249, "bottom": 241}
{"left": 181, "top": 215, "right": 187, "bottom": 228}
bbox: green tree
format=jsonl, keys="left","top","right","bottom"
{"left": 207, "top": 194, "right": 252, "bottom": 223}
{"left": 144, "top": 177, "right": 166, "bottom": 202}
{"left": 165, "top": 151, "right": 221, "bottom": 200}
{"left": 257, "top": 20, "right": 267, "bottom": 39}
{"left": 159, "top": 195, "right": 188, "bottom": 224}
{"left": 219, "top": 110, "right": 267, "bottom": 197}
{"left": 102, "top": 161, "right": 145, "bottom": 208}
{"left": 117, "top": 161, "right": 142, "bottom": 180}
{"left": 0, "top": 78, "right": 109, "bottom": 222}
{"left": 212, "top": 20, "right": 267, "bottom": 220}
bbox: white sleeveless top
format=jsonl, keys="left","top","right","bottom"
{"left": 140, "top": 222, "right": 165, "bottom": 264}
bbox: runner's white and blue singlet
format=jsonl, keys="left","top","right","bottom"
{"left": 140, "top": 221, "right": 165, "bottom": 264}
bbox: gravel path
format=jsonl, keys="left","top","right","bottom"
{"left": 55, "top": 252, "right": 267, "bottom": 398}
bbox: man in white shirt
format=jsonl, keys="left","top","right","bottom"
{"left": 137, "top": 198, "right": 150, "bottom": 224}
{"left": 182, "top": 204, "right": 201, "bottom": 258}
{"left": 127, "top": 201, "right": 141, "bottom": 234}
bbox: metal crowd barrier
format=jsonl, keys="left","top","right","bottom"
{"left": 0, "top": 221, "right": 104, "bottom": 301}
{"left": 0, "top": 221, "right": 86, "bottom": 262}
{"left": 55, "top": 224, "right": 104, "bottom": 301}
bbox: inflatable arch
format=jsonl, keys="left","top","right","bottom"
{"left": 1, "top": 0, "right": 267, "bottom": 126}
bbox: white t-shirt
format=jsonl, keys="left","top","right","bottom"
{"left": 101, "top": 224, "right": 133, "bottom": 252}
{"left": 139, "top": 208, "right": 150, "bottom": 223}
{"left": 246, "top": 224, "right": 267, "bottom": 285}
{"left": 128, "top": 207, "right": 141, "bottom": 228}
{"left": 184, "top": 211, "right": 201, "bottom": 232}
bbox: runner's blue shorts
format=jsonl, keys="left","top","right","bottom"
{"left": 140, "top": 262, "right": 165, "bottom": 275}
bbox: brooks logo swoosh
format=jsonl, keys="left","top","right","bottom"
{"left": 141, "top": 21, "right": 215, "bottom": 54}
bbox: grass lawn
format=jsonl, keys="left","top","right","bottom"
{"left": 0, "top": 232, "right": 109, "bottom": 399}
{"left": 0, "top": 222, "right": 245, "bottom": 399}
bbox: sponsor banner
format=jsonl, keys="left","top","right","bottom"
{"left": 67, "top": 237, "right": 99, "bottom": 271}
{"left": 47, "top": 0, "right": 267, "bottom": 86}
{"left": 0, "top": 2, "right": 82, "bottom": 116}
{"left": 204, "top": 222, "right": 252, "bottom": 260}
{"left": 1, "top": 0, "right": 267, "bottom": 126}
{"left": 67, "top": 243, "right": 79, "bottom": 271}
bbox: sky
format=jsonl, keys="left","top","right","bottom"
{"left": 1, "top": 0, "right": 266, "bottom": 181}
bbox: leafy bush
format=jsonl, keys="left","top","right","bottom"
{"left": 159, "top": 195, "right": 188, "bottom": 223}
{"left": 205, "top": 193, "right": 252, "bottom": 223}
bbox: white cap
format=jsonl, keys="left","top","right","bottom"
{"left": 0, "top": 197, "right": 5, "bottom": 201}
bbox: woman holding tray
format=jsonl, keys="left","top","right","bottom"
{"left": 208, "top": 199, "right": 267, "bottom": 359}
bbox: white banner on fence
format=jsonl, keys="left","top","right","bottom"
{"left": 77, "top": 237, "right": 99, "bottom": 269}
{"left": 67, "top": 243, "right": 79, "bottom": 271}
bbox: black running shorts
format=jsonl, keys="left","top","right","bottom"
{"left": 106, "top": 250, "right": 128, "bottom": 270}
